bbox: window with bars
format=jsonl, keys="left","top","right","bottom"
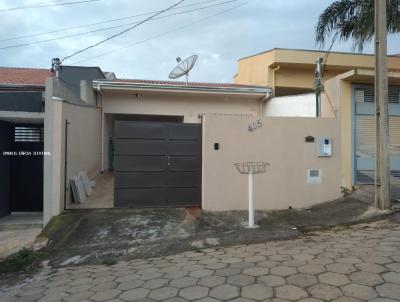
{"left": 14, "top": 126, "right": 44, "bottom": 142}
{"left": 355, "top": 87, "right": 400, "bottom": 104}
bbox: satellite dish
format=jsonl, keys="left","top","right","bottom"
{"left": 169, "top": 55, "right": 198, "bottom": 85}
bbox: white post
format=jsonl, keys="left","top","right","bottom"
{"left": 248, "top": 172, "right": 254, "bottom": 228}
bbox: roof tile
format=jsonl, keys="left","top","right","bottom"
{"left": 0, "top": 67, "right": 52, "bottom": 86}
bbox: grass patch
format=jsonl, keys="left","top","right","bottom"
{"left": 190, "top": 246, "right": 203, "bottom": 253}
{"left": 0, "top": 248, "right": 42, "bottom": 274}
{"left": 101, "top": 255, "right": 118, "bottom": 266}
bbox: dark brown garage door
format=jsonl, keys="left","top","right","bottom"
{"left": 114, "top": 121, "right": 201, "bottom": 208}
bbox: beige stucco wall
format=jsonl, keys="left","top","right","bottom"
{"left": 235, "top": 48, "right": 400, "bottom": 95}
{"left": 44, "top": 79, "right": 101, "bottom": 224}
{"left": 101, "top": 91, "right": 261, "bottom": 122}
{"left": 202, "top": 115, "right": 342, "bottom": 211}
{"left": 100, "top": 90, "right": 263, "bottom": 171}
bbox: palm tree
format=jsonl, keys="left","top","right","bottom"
{"left": 316, "top": 0, "right": 400, "bottom": 51}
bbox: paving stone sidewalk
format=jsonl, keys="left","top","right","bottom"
{"left": 2, "top": 218, "right": 400, "bottom": 302}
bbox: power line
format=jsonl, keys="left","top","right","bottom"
{"left": 0, "top": 0, "right": 237, "bottom": 50}
{"left": 0, "top": 0, "right": 100, "bottom": 12}
{"left": 70, "top": 2, "right": 249, "bottom": 65}
{"left": 321, "top": 32, "right": 339, "bottom": 78}
{"left": 0, "top": 0, "right": 226, "bottom": 42}
{"left": 61, "top": 0, "right": 186, "bottom": 62}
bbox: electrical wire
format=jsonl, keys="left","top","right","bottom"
{"left": 321, "top": 32, "right": 339, "bottom": 78}
{"left": 0, "top": 0, "right": 228, "bottom": 42}
{"left": 0, "top": 0, "right": 100, "bottom": 12}
{"left": 61, "top": 0, "right": 186, "bottom": 62}
{"left": 70, "top": 1, "right": 249, "bottom": 65}
{"left": 0, "top": 0, "right": 238, "bottom": 50}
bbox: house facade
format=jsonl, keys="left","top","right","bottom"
{"left": 0, "top": 66, "right": 105, "bottom": 222}
{"left": 235, "top": 48, "right": 400, "bottom": 191}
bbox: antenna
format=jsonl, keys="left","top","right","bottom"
{"left": 168, "top": 55, "right": 198, "bottom": 85}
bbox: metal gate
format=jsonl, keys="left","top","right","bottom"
{"left": 354, "top": 85, "right": 400, "bottom": 189}
{"left": 114, "top": 121, "right": 201, "bottom": 208}
{"left": 10, "top": 125, "right": 44, "bottom": 212}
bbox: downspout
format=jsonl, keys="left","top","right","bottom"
{"left": 97, "top": 84, "right": 105, "bottom": 173}
{"left": 272, "top": 65, "right": 280, "bottom": 96}
{"left": 258, "top": 92, "right": 272, "bottom": 116}
{"left": 64, "top": 119, "right": 70, "bottom": 210}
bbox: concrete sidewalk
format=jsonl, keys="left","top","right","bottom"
{"left": 0, "top": 213, "right": 43, "bottom": 259}
{"left": 35, "top": 186, "right": 396, "bottom": 267}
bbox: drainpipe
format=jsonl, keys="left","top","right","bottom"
{"left": 64, "top": 119, "right": 70, "bottom": 210}
{"left": 97, "top": 84, "right": 105, "bottom": 173}
{"left": 272, "top": 65, "right": 280, "bottom": 96}
{"left": 259, "top": 92, "right": 272, "bottom": 116}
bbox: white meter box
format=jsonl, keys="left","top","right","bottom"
{"left": 317, "top": 137, "right": 332, "bottom": 157}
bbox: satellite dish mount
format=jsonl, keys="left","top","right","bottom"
{"left": 169, "top": 55, "right": 198, "bottom": 85}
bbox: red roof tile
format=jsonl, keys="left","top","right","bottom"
{"left": 110, "top": 78, "right": 268, "bottom": 89}
{"left": 0, "top": 67, "right": 53, "bottom": 86}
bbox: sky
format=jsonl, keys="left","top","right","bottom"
{"left": 0, "top": 0, "right": 399, "bottom": 83}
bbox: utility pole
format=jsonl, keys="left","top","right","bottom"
{"left": 374, "top": 0, "right": 391, "bottom": 209}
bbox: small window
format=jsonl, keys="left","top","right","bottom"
{"left": 14, "top": 126, "right": 44, "bottom": 142}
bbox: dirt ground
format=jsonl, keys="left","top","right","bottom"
{"left": 35, "top": 186, "right": 397, "bottom": 268}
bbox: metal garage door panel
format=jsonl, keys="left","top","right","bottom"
{"left": 115, "top": 156, "right": 167, "bottom": 171}
{"left": 167, "top": 188, "right": 201, "bottom": 206}
{"left": 115, "top": 172, "right": 166, "bottom": 188}
{"left": 115, "top": 121, "right": 167, "bottom": 139}
{"left": 114, "top": 139, "right": 167, "bottom": 155}
{"left": 167, "top": 172, "right": 199, "bottom": 187}
{"left": 168, "top": 156, "right": 200, "bottom": 171}
{"left": 168, "top": 124, "right": 201, "bottom": 140}
{"left": 114, "top": 121, "right": 201, "bottom": 208}
{"left": 115, "top": 188, "right": 166, "bottom": 207}
{"left": 168, "top": 141, "right": 200, "bottom": 155}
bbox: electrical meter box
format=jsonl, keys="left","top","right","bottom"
{"left": 317, "top": 137, "right": 332, "bottom": 157}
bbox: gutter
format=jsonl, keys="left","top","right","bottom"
{"left": 0, "top": 84, "right": 45, "bottom": 91}
{"left": 93, "top": 80, "right": 272, "bottom": 95}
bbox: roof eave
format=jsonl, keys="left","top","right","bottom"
{"left": 93, "top": 80, "right": 272, "bottom": 96}
{"left": 0, "top": 83, "right": 45, "bottom": 91}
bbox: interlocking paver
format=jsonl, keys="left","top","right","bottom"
{"left": 341, "top": 284, "right": 378, "bottom": 300}
{"left": 298, "top": 264, "right": 325, "bottom": 275}
{"left": 242, "top": 284, "right": 273, "bottom": 300}
{"left": 5, "top": 219, "right": 400, "bottom": 302}
{"left": 308, "top": 284, "right": 342, "bottom": 300}
{"left": 170, "top": 277, "right": 197, "bottom": 288}
{"left": 198, "top": 275, "right": 225, "bottom": 287}
{"left": 242, "top": 267, "right": 269, "bottom": 276}
{"left": 179, "top": 286, "right": 209, "bottom": 300}
{"left": 349, "top": 271, "right": 384, "bottom": 286}
{"left": 257, "top": 275, "right": 286, "bottom": 287}
{"left": 376, "top": 283, "right": 400, "bottom": 299}
{"left": 270, "top": 266, "right": 297, "bottom": 277}
{"left": 318, "top": 272, "right": 350, "bottom": 286}
{"left": 90, "top": 289, "right": 121, "bottom": 302}
{"left": 287, "top": 273, "right": 317, "bottom": 287}
{"left": 209, "top": 284, "right": 239, "bottom": 300}
{"left": 275, "top": 285, "right": 308, "bottom": 301}
{"left": 119, "top": 287, "right": 149, "bottom": 301}
{"left": 227, "top": 274, "right": 255, "bottom": 286}
{"left": 148, "top": 287, "right": 178, "bottom": 301}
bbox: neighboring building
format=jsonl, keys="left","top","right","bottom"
{"left": 235, "top": 48, "right": 400, "bottom": 191}
{"left": 0, "top": 66, "right": 106, "bottom": 221}
{"left": 0, "top": 67, "right": 49, "bottom": 218}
